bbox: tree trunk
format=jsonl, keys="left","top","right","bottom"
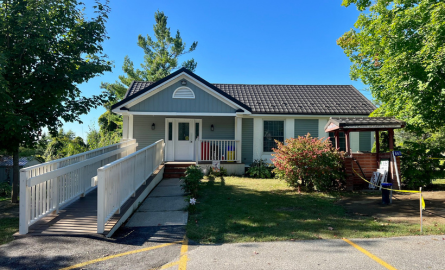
{"left": 11, "top": 146, "right": 19, "bottom": 203}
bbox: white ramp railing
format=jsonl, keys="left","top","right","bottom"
{"left": 97, "top": 139, "right": 164, "bottom": 234}
{"left": 19, "top": 139, "right": 137, "bottom": 234}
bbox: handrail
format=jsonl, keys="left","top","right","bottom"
{"left": 19, "top": 139, "right": 138, "bottom": 235}
{"left": 96, "top": 139, "right": 165, "bottom": 234}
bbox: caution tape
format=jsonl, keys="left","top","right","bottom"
{"left": 352, "top": 168, "right": 425, "bottom": 210}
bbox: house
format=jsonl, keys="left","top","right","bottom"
{"left": 0, "top": 156, "right": 41, "bottom": 185}
{"left": 111, "top": 68, "right": 376, "bottom": 174}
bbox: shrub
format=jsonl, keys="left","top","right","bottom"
{"left": 0, "top": 182, "right": 12, "bottom": 197}
{"left": 181, "top": 165, "right": 204, "bottom": 198}
{"left": 247, "top": 159, "right": 274, "bottom": 178}
{"left": 209, "top": 166, "right": 228, "bottom": 177}
{"left": 272, "top": 134, "right": 345, "bottom": 192}
{"left": 400, "top": 141, "right": 445, "bottom": 189}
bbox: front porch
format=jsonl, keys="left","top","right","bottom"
{"left": 123, "top": 115, "right": 245, "bottom": 164}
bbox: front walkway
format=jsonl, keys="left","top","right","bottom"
{"left": 125, "top": 178, "right": 188, "bottom": 227}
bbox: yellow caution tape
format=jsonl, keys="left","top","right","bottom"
{"left": 352, "top": 168, "right": 425, "bottom": 209}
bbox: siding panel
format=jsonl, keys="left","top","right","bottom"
{"left": 133, "top": 116, "right": 235, "bottom": 150}
{"left": 294, "top": 119, "right": 319, "bottom": 138}
{"left": 129, "top": 81, "right": 236, "bottom": 113}
{"left": 242, "top": 118, "right": 254, "bottom": 165}
{"left": 359, "top": 132, "right": 372, "bottom": 152}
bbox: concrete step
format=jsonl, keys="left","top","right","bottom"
{"left": 164, "top": 168, "right": 187, "bottom": 173}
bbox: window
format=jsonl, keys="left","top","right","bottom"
{"left": 195, "top": 122, "right": 200, "bottom": 140}
{"left": 263, "top": 121, "right": 284, "bottom": 152}
{"left": 168, "top": 122, "right": 172, "bottom": 141}
{"left": 178, "top": 123, "right": 190, "bottom": 141}
{"left": 329, "top": 132, "right": 346, "bottom": 151}
{"left": 172, "top": 87, "right": 195, "bottom": 99}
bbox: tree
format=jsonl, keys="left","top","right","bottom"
{"left": 0, "top": 0, "right": 112, "bottom": 203}
{"left": 338, "top": 0, "right": 445, "bottom": 132}
{"left": 99, "top": 10, "right": 198, "bottom": 132}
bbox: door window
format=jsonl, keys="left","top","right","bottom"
{"left": 178, "top": 123, "right": 190, "bottom": 141}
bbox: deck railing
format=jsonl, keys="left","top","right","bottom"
{"left": 19, "top": 139, "right": 137, "bottom": 234}
{"left": 197, "top": 139, "right": 240, "bottom": 162}
{"left": 96, "top": 139, "right": 164, "bottom": 234}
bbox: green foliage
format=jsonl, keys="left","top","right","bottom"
{"left": 0, "top": 182, "right": 12, "bottom": 197}
{"left": 43, "top": 129, "right": 88, "bottom": 161}
{"left": 399, "top": 141, "right": 445, "bottom": 189}
{"left": 209, "top": 166, "right": 228, "bottom": 177}
{"left": 100, "top": 10, "right": 198, "bottom": 132}
{"left": 272, "top": 134, "right": 345, "bottom": 192}
{"left": 247, "top": 159, "right": 274, "bottom": 179}
{"left": 371, "top": 131, "right": 394, "bottom": 153}
{"left": 338, "top": 0, "right": 445, "bottom": 132}
{"left": 86, "top": 124, "right": 121, "bottom": 150}
{"left": 181, "top": 165, "right": 204, "bottom": 198}
{"left": 0, "top": 0, "right": 112, "bottom": 202}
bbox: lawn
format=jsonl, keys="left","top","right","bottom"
{"left": 0, "top": 196, "right": 19, "bottom": 245}
{"left": 186, "top": 176, "right": 445, "bottom": 244}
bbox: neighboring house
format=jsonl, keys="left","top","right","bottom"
{"left": 0, "top": 156, "right": 41, "bottom": 185}
{"left": 111, "top": 68, "right": 376, "bottom": 173}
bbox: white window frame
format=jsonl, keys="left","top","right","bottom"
{"left": 262, "top": 120, "right": 285, "bottom": 153}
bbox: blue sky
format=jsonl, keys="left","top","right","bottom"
{"left": 65, "top": 0, "right": 368, "bottom": 140}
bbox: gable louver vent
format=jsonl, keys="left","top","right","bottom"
{"left": 172, "top": 87, "right": 195, "bottom": 99}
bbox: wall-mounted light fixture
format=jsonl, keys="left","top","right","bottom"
{"left": 181, "top": 80, "right": 187, "bottom": 85}
{"left": 211, "top": 124, "right": 214, "bottom": 131}
{"left": 151, "top": 123, "right": 155, "bottom": 130}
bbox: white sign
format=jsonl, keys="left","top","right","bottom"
{"left": 379, "top": 160, "right": 389, "bottom": 171}
{"left": 212, "top": 160, "right": 220, "bottom": 172}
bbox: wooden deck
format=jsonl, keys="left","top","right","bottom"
{"left": 18, "top": 165, "right": 165, "bottom": 238}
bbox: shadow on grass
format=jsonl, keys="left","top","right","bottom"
{"left": 187, "top": 178, "right": 445, "bottom": 244}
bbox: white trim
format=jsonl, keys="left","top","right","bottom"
{"left": 172, "top": 86, "right": 195, "bottom": 99}
{"left": 164, "top": 118, "right": 202, "bottom": 162}
{"left": 124, "top": 111, "right": 237, "bottom": 116}
{"left": 248, "top": 114, "right": 369, "bottom": 118}
{"left": 112, "top": 72, "right": 250, "bottom": 114}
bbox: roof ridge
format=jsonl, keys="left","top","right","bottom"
{"left": 212, "top": 83, "right": 355, "bottom": 86}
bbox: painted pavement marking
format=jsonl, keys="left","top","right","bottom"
{"left": 59, "top": 241, "right": 182, "bottom": 270}
{"left": 343, "top": 238, "right": 397, "bottom": 270}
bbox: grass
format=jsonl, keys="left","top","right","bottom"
{"left": 0, "top": 218, "right": 18, "bottom": 245}
{"left": 0, "top": 195, "right": 19, "bottom": 245}
{"left": 186, "top": 176, "right": 445, "bottom": 244}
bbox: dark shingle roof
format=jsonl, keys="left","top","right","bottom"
{"left": 114, "top": 68, "right": 376, "bottom": 115}
{"left": 329, "top": 117, "right": 405, "bottom": 126}
{"left": 214, "top": 84, "right": 375, "bottom": 115}
{"left": 0, "top": 156, "right": 30, "bottom": 166}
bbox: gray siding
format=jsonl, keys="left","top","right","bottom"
{"left": 359, "top": 131, "right": 372, "bottom": 152}
{"left": 133, "top": 116, "right": 235, "bottom": 150}
{"left": 129, "top": 81, "right": 236, "bottom": 113}
{"left": 133, "top": 115, "right": 166, "bottom": 150}
{"left": 242, "top": 118, "right": 254, "bottom": 165}
{"left": 294, "top": 119, "right": 319, "bottom": 138}
{"left": 202, "top": 117, "right": 235, "bottom": 140}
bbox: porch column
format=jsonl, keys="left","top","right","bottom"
{"left": 122, "top": 115, "right": 129, "bottom": 141}
{"left": 128, "top": 114, "right": 134, "bottom": 140}
{"left": 388, "top": 129, "right": 394, "bottom": 151}
{"left": 334, "top": 131, "right": 340, "bottom": 150}
{"left": 345, "top": 130, "right": 351, "bottom": 155}
{"left": 235, "top": 117, "right": 242, "bottom": 163}
{"left": 375, "top": 130, "right": 380, "bottom": 154}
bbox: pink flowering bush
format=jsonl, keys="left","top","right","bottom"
{"left": 272, "top": 134, "right": 345, "bottom": 192}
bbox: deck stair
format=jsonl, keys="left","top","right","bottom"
{"left": 163, "top": 163, "right": 194, "bottom": 178}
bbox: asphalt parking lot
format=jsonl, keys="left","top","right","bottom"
{"left": 1, "top": 231, "right": 445, "bottom": 270}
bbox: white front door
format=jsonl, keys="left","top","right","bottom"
{"left": 174, "top": 120, "right": 194, "bottom": 160}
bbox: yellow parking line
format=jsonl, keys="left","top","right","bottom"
{"left": 154, "top": 260, "right": 180, "bottom": 270}
{"left": 60, "top": 241, "right": 182, "bottom": 270}
{"left": 343, "top": 238, "right": 397, "bottom": 270}
{"left": 178, "top": 237, "right": 189, "bottom": 270}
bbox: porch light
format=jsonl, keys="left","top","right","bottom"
{"left": 211, "top": 124, "right": 214, "bottom": 131}
{"left": 151, "top": 123, "right": 155, "bottom": 130}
